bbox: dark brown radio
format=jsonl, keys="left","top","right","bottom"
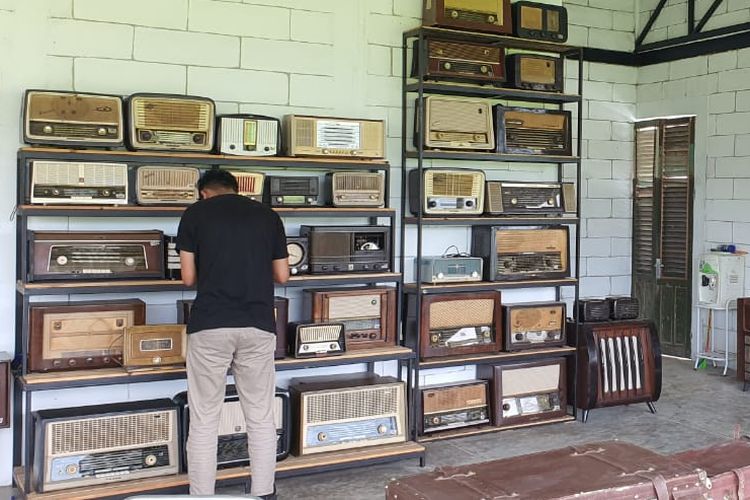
{"left": 305, "top": 287, "right": 396, "bottom": 350}
{"left": 123, "top": 324, "right": 187, "bottom": 368}
{"left": 422, "top": 0, "right": 512, "bottom": 34}
{"left": 299, "top": 225, "right": 391, "bottom": 274}
{"left": 485, "top": 181, "right": 576, "bottom": 215}
{"left": 176, "top": 297, "right": 288, "bottom": 359}
{"left": 29, "top": 299, "right": 146, "bottom": 373}
{"left": 471, "top": 226, "right": 570, "bottom": 281}
{"left": 28, "top": 230, "right": 165, "bottom": 282}
{"left": 421, "top": 380, "right": 489, "bottom": 434}
{"left": 478, "top": 358, "right": 567, "bottom": 428}
{"left": 406, "top": 291, "right": 502, "bottom": 360}
{"left": 512, "top": 1, "right": 568, "bottom": 42}
{"left": 412, "top": 39, "right": 505, "bottom": 85}
{"left": 609, "top": 297, "right": 640, "bottom": 320}
{"left": 23, "top": 90, "right": 124, "bottom": 148}
{"left": 265, "top": 176, "right": 320, "bottom": 206}
{"left": 569, "top": 320, "right": 662, "bottom": 422}
{"left": 504, "top": 302, "right": 566, "bottom": 351}
{"left": 286, "top": 237, "right": 309, "bottom": 276}
{"left": 738, "top": 298, "right": 750, "bottom": 389}
{"left": 495, "top": 106, "right": 572, "bottom": 156}
{"left": 576, "top": 299, "right": 612, "bottom": 322}
{"left": 506, "top": 54, "right": 564, "bottom": 93}
{"left": 127, "top": 93, "right": 215, "bottom": 152}
{"left": 0, "top": 354, "right": 10, "bottom": 428}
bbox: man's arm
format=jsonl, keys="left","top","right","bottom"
{"left": 273, "top": 257, "right": 290, "bottom": 285}
{"left": 180, "top": 250, "right": 197, "bottom": 287}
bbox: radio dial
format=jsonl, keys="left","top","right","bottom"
{"left": 65, "top": 464, "right": 78, "bottom": 475}
{"left": 444, "top": 62, "right": 452, "bottom": 70}
{"left": 56, "top": 255, "right": 68, "bottom": 266}
{"left": 317, "top": 432, "right": 328, "bottom": 442}
{"left": 144, "top": 454, "right": 158, "bottom": 466}
{"left": 97, "top": 127, "right": 107, "bottom": 136}
{"left": 377, "top": 424, "right": 388, "bottom": 434}
{"left": 43, "top": 125, "right": 53, "bottom": 134}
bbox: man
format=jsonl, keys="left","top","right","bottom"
{"left": 177, "top": 168, "right": 289, "bottom": 499}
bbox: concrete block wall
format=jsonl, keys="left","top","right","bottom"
{"left": 638, "top": 0, "right": 750, "bottom": 45}
{"left": 564, "top": 0, "right": 636, "bottom": 51}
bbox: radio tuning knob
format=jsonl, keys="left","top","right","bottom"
{"left": 428, "top": 201, "right": 437, "bottom": 208}
{"left": 488, "top": 15, "right": 496, "bottom": 22}
{"left": 515, "top": 333, "right": 524, "bottom": 341}
{"left": 510, "top": 197, "right": 518, "bottom": 205}
{"left": 437, "top": 272, "right": 444, "bottom": 279}
{"left": 307, "top": 197, "right": 313, "bottom": 203}
{"left": 479, "top": 411, "right": 486, "bottom": 419}
{"left": 322, "top": 149, "right": 329, "bottom": 154}
{"left": 317, "top": 432, "right": 328, "bottom": 442}
{"left": 52, "top": 189, "right": 60, "bottom": 196}
{"left": 53, "top": 360, "right": 62, "bottom": 367}
{"left": 377, "top": 424, "right": 388, "bottom": 434}
{"left": 116, "top": 319, "right": 124, "bottom": 327}
{"left": 471, "top": 271, "right": 478, "bottom": 277}
{"left": 548, "top": 198, "right": 555, "bottom": 205}
{"left": 430, "top": 334, "right": 439, "bottom": 343}
{"left": 502, "top": 403, "right": 511, "bottom": 411}
{"left": 66, "top": 464, "right": 78, "bottom": 475}
{"left": 431, "top": 416, "right": 440, "bottom": 425}
{"left": 443, "top": 62, "right": 452, "bottom": 70}
{"left": 144, "top": 454, "right": 158, "bottom": 466}
{"left": 465, "top": 200, "right": 474, "bottom": 207}
{"left": 291, "top": 268, "right": 298, "bottom": 275}
{"left": 102, "top": 189, "right": 110, "bottom": 196}
{"left": 97, "top": 127, "right": 107, "bottom": 136}
{"left": 153, "top": 356, "right": 162, "bottom": 364}
{"left": 56, "top": 255, "right": 68, "bottom": 266}
{"left": 302, "top": 345, "right": 309, "bottom": 351}
{"left": 480, "top": 65, "right": 488, "bottom": 74}
{"left": 124, "top": 257, "right": 136, "bottom": 266}
{"left": 68, "top": 359, "right": 76, "bottom": 366}
{"left": 330, "top": 343, "right": 337, "bottom": 350}
{"left": 192, "top": 134, "right": 203, "bottom": 144}
{"left": 369, "top": 194, "right": 376, "bottom": 199}
{"left": 276, "top": 197, "right": 283, "bottom": 203}
{"left": 85, "top": 357, "right": 93, "bottom": 364}
{"left": 450, "top": 10, "right": 459, "bottom": 18}
{"left": 43, "top": 125, "right": 53, "bottom": 134}
{"left": 53, "top": 321, "right": 62, "bottom": 330}
{"left": 483, "top": 49, "right": 490, "bottom": 55}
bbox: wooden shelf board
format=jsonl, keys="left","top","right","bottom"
{"left": 405, "top": 278, "right": 578, "bottom": 294}
{"left": 402, "top": 215, "right": 579, "bottom": 226}
{"left": 18, "top": 205, "right": 396, "bottom": 217}
{"left": 418, "top": 415, "right": 576, "bottom": 443}
{"left": 406, "top": 150, "right": 580, "bottom": 163}
{"left": 14, "top": 441, "right": 425, "bottom": 499}
{"left": 419, "top": 346, "right": 576, "bottom": 369}
{"left": 406, "top": 82, "right": 581, "bottom": 103}
{"left": 404, "top": 26, "right": 579, "bottom": 54}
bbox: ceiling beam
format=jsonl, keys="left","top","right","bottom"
{"left": 636, "top": 0, "right": 670, "bottom": 49}
{"left": 695, "top": 0, "right": 725, "bottom": 32}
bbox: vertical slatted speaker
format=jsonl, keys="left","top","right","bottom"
{"left": 737, "top": 298, "right": 750, "bottom": 386}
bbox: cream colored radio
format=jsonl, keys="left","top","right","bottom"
{"left": 284, "top": 115, "right": 385, "bottom": 159}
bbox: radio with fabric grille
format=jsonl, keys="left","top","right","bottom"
{"left": 471, "top": 226, "right": 570, "bottom": 281}
{"left": 485, "top": 181, "right": 576, "bottom": 216}
{"left": 576, "top": 299, "right": 611, "bottom": 322}
{"left": 30, "top": 161, "right": 129, "bottom": 205}
{"left": 412, "top": 38, "right": 505, "bottom": 85}
{"left": 127, "top": 93, "right": 215, "bottom": 152}
{"left": 122, "top": 324, "right": 187, "bottom": 368}
{"left": 217, "top": 114, "right": 280, "bottom": 156}
{"left": 422, "top": 0, "right": 512, "bottom": 34}
{"left": 328, "top": 171, "right": 386, "bottom": 208}
{"left": 231, "top": 171, "right": 265, "bottom": 201}
{"left": 135, "top": 166, "right": 199, "bottom": 205}
{"left": 23, "top": 90, "right": 124, "bottom": 148}
{"left": 421, "top": 380, "right": 490, "bottom": 434}
{"left": 289, "top": 322, "right": 346, "bottom": 358}
{"left": 28, "top": 230, "right": 165, "bottom": 281}
{"left": 506, "top": 54, "right": 564, "bottom": 92}
{"left": 512, "top": 1, "right": 568, "bottom": 42}
{"left": 265, "top": 176, "right": 320, "bottom": 207}
{"left": 495, "top": 107, "right": 572, "bottom": 156}
{"left": 407, "top": 291, "right": 502, "bottom": 359}
{"left": 284, "top": 115, "right": 386, "bottom": 159}
{"left": 409, "top": 168, "right": 485, "bottom": 215}
{"left": 28, "top": 299, "right": 146, "bottom": 373}
{"left": 32, "top": 399, "right": 180, "bottom": 492}
{"left": 609, "top": 297, "right": 640, "bottom": 320}
{"left": 478, "top": 358, "right": 567, "bottom": 427}
{"left": 417, "top": 96, "right": 495, "bottom": 151}
{"left": 504, "top": 302, "right": 566, "bottom": 351}
{"left": 300, "top": 225, "right": 391, "bottom": 274}
{"left": 419, "top": 256, "right": 483, "bottom": 283}
{"left": 289, "top": 373, "right": 407, "bottom": 455}
{"left": 286, "top": 237, "right": 309, "bottom": 276}
{"left": 305, "top": 287, "right": 396, "bottom": 350}
{"left": 174, "top": 386, "right": 290, "bottom": 470}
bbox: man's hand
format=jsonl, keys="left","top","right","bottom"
{"left": 180, "top": 250, "right": 197, "bottom": 287}
{"left": 272, "top": 257, "right": 290, "bottom": 285}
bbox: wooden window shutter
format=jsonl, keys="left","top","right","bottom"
{"left": 633, "top": 125, "right": 657, "bottom": 277}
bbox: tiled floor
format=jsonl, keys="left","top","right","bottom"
{"left": 3, "top": 357, "right": 748, "bottom": 499}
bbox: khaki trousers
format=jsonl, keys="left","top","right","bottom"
{"left": 186, "top": 327, "right": 277, "bottom": 496}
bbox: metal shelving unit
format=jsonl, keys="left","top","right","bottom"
{"left": 400, "top": 27, "right": 584, "bottom": 442}
{"left": 12, "top": 147, "right": 424, "bottom": 497}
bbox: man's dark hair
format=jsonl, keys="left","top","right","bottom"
{"left": 197, "top": 168, "right": 238, "bottom": 193}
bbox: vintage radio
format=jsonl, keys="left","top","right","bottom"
{"left": 485, "top": 181, "right": 576, "bottom": 215}
{"left": 419, "top": 256, "right": 483, "bottom": 283}
{"left": 422, "top": 0, "right": 512, "bottom": 34}
{"left": 305, "top": 287, "right": 396, "bottom": 350}
{"left": 513, "top": 1, "right": 568, "bottom": 42}
{"left": 421, "top": 380, "right": 489, "bottom": 434}
{"left": 23, "top": 90, "right": 124, "bottom": 148}
{"left": 265, "top": 176, "right": 320, "bottom": 206}
{"left": 284, "top": 115, "right": 385, "bottom": 159}
{"left": 300, "top": 225, "right": 391, "bottom": 274}
{"left": 33, "top": 399, "right": 180, "bottom": 492}
{"left": 576, "top": 299, "right": 612, "bottom": 322}
{"left": 289, "top": 373, "right": 407, "bottom": 455}
{"left": 289, "top": 322, "right": 346, "bottom": 358}
{"left": 0, "top": 354, "right": 8, "bottom": 429}
{"left": 165, "top": 235, "right": 181, "bottom": 280}
{"left": 123, "top": 324, "right": 186, "bottom": 368}
{"left": 417, "top": 96, "right": 495, "bottom": 150}
{"left": 217, "top": 114, "right": 280, "bottom": 156}
{"left": 231, "top": 170, "right": 265, "bottom": 201}
{"left": 29, "top": 299, "right": 146, "bottom": 373}
{"left": 504, "top": 302, "right": 566, "bottom": 351}
{"left": 177, "top": 297, "right": 288, "bottom": 359}
{"left": 609, "top": 297, "right": 640, "bottom": 320}
{"left": 471, "top": 226, "right": 570, "bottom": 281}
{"left": 175, "top": 386, "right": 290, "bottom": 470}
{"left": 569, "top": 320, "right": 661, "bottom": 421}
{"left": 286, "top": 237, "right": 309, "bottom": 276}
{"left": 28, "top": 230, "right": 165, "bottom": 282}
{"left": 478, "top": 359, "right": 566, "bottom": 428}
{"left": 412, "top": 38, "right": 505, "bottom": 85}
{"left": 408, "top": 168, "right": 485, "bottom": 216}
{"left": 127, "top": 93, "right": 215, "bottom": 152}
{"left": 506, "top": 54, "right": 564, "bottom": 93}
{"left": 406, "top": 291, "right": 502, "bottom": 360}
{"left": 738, "top": 298, "right": 750, "bottom": 389}
{"left": 30, "top": 161, "right": 128, "bottom": 205}
{"left": 496, "top": 106, "right": 572, "bottom": 156}
{"left": 327, "top": 171, "right": 386, "bottom": 208}
{"left": 135, "top": 166, "right": 199, "bottom": 205}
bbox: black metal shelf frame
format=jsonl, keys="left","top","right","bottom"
{"left": 400, "top": 27, "right": 584, "bottom": 442}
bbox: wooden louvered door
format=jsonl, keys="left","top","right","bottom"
{"left": 632, "top": 118, "right": 694, "bottom": 357}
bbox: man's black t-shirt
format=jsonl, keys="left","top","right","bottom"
{"left": 176, "top": 194, "right": 288, "bottom": 334}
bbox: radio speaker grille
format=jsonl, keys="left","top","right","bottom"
{"left": 295, "top": 119, "right": 315, "bottom": 147}
{"left": 429, "top": 172, "right": 479, "bottom": 197}
{"left": 299, "top": 325, "right": 341, "bottom": 343}
{"left": 328, "top": 295, "right": 380, "bottom": 319}
{"left": 135, "top": 100, "right": 209, "bottom": 130}
{"left": 49, "top": 411, "right": 172, "bottom": 455}
{"left": 139, "top": 167, "right": 197, "bottom": 189}
{"left": 35, "top": 162, "right": 126, "bottom": 187}
{"left": 430, "top": 299, "right": 494, "bottom": 329}
{"left": 306, "top": 385, "right": 399, "bottom": 423}
{"left": 502, "top": 364, "right": 560, "bottom": 396}
{"left": 334, "top": 173, "right": 382, "bottom": 191}
{"left": 428, "top": 99, "right": 491, "bottom": 133}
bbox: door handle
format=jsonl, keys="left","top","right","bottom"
{"left": 655, "top": 258, "right": 663, "bottom": 279}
